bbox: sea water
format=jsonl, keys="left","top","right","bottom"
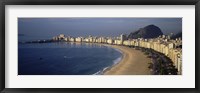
{"left": 18, "top": 42, "right": 122, "bottom": 75}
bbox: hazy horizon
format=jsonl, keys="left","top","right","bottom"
{"left": 18, "top": 18, "right": 182, "bottom": 38}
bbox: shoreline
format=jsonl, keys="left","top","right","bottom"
{"left": 21, "top": 42, "right": 152, "bottom": 75}
{"left": 102, "top": 44, "right": 152, "bottom": 75}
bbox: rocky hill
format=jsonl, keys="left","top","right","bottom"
{"left": 128, "top": 25, "right": 163, "bottom": 39}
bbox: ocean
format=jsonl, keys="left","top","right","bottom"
{"left": 18, "top": 42, "right": 122, "bottom": 75}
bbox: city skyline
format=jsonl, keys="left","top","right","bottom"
{"left": 22, "top": 32, "right": 182, "bottom": 75}
{"left": 30, "top": 32, "right": 182, "bottom": 75}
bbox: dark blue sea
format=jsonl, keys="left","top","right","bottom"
{"left": 18, "top": 42, "right": 122, "bottom": 75}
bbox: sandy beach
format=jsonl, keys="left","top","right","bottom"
{"left": 103, "top": 45, "right": 151, "bottom": 75}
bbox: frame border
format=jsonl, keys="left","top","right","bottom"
{"left": 0, "top": 0, "right": 199, "bottom": 93}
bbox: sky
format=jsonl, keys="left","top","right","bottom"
{"left": 18, "top": 18, "right": 182, "bottom": 39}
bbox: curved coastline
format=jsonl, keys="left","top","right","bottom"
{"left": 92, "top": 44, "right": 123, "bottom": 75}
{"left": 22, "top": 42, "right": 151, "bottom": 75}
{"left": 102, "top": 44, "right": 152, "bottom": 75}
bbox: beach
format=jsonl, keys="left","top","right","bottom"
{"left": 104, "top": 45, "right": 151, "bottom": 75}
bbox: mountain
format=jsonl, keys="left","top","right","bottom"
{"left": 128, "top": 25, "right": 163, "bottom": 39}
{"left": 171, "top": 32, "right": 182, "bottom": 39}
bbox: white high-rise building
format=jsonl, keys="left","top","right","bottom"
{"left": 120, "top": 34, "right": 126, "bottom": 44}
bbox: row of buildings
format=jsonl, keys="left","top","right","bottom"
{"left": 53, "top": 34, "right": 182, "bottom": 74}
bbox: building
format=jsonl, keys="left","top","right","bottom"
{"left": 120, "top": 34, "right": 126, "bottom": 44}
{"left": 76, "top": 37, "right": 83, "bottom": 42}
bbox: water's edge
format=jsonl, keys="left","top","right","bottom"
{"left": 93, "top": 44, "right": 123, "bottom": 75}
